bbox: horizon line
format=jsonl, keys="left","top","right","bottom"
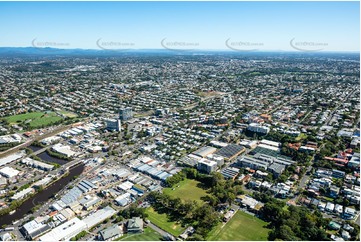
{"left": 0, "top": 46, "right": 359, "bottom": 54}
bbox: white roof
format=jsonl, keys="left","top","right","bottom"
{"left": 260, "top": 139, "right": 280, "bottom": 147}
{"left": 0, "top": 166, "right": 20, "bottom": 178}
{"left": 23, "top": 220, "right": 47, "bottom": 234}
{"left": 257, "top": 144, "right": 280, "bottom": 152}
{"left": 0, "top": 152, "right": 25, "bottom": 167}
{"left": 140, "top": 156, "right": 153, "bottom": 163}
{"left": 118, "top": 181, "right": 134, "bottom": 191}
{"left": 39, "top": 217, "right": 87, "bottom": 241}
{"left": 11, "top": 187, "right": 35, "bottom": 200}
{"left": 52, "top": 143, "right": 76, "bottom": 157}
{"left": 83, "top": 206, "right": 116, "bottom": 229}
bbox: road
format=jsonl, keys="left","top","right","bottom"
{"left": 0, "top": 124, "right": 72, "bottom": 159}
{"left": 299, "top": 109, "right": 313, "bottom": 124}
{"left": 148, "top": 222, "right": 171, "bottom": 239}
{"left": 267, "top": 91, "right": 306, "bottom": 115}
{"left": 324, "top": 89, "right": 357, "bottom": 126}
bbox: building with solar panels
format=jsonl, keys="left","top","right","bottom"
{"left": 214, "top": 144, "right": 246, "bottom": 161}
{"left": 221, "top": 167, "right": 240, "bottom": 180}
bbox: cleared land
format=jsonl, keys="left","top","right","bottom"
{"left": 163, "top": 178, "right": 208, "bottom": 203}
{"left": 146, "top": 207, "right": 185, "bottom": 237}
{"left": 117, "top": 227, "right": 162, "bottom": 241}
{"left": 3, "top": 112, "right": 63, "bottom": 128}
{"left": 207, "top": 211, "right": 270, "bottom": 241}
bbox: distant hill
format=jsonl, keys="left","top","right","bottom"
{"left": 0, "top": 47, "right": 358, "bottom": 57}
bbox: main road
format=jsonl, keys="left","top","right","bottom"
{"left": 0, "top": 124, "right": 73, "bottom": 159}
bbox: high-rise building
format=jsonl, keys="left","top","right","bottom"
{"left": 105, "top": 118, "right": 121, "bottom": 131}
{"left": 119, "top": 107, "right": 133, "bottom": 121}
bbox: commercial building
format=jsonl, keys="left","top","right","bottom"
{"left": 33, "top": 176, "right": 52, "bottom": 188}
{"left": 11, "top": 187, "right": 35, "bottom": 200}
{"left": 21, "top": 157, "right": 54, "bottom": 171}
{"left": 238, "top": 156, "right": 269, "bottom": 170}
{"left": 119, "top": 107, "right": 133, "bottom": 121}
{"left": 51, "top": 143, "right": 76, "bottom": 158}
{"left": 214, "top": 144, "right": 245, "bottom": 160}
{"left": 39, "top": 217, "right": 87, "bottom": 241}
{"left": 114, "top": 193, "right": 131, "bottom": 207}
{"left": 83, "top": 206, "right": 117, "bottom": 229}
{"left": 192, "top": 146, "right": 217, "bottom": 158}
{"left": 105, "top": 118, "right": 121, "bottom": 131}
{"left": 197, "top": 159, "right": 218, "bottom": 174}
{"left": 267, "top": 163, "right": 286, "bottom": 177}
{"left": 207, "top": 154, "right": 225, "bottom": 167}
{"left": 20, "top": 220, "right": 51, "bottom": 240}
{"left": 0, "top": 167, "right": 20, "bottom": 178}
{"left": 0, "top": 152, "right": 26, "bottom": 167}
{"left": 79, "top": 195, "right": 102, "bottom": 211}
{"left": 247, "top": 123, "right": 270, "bottom": 134}
{"left": 41, "top": 136, "right": 61, "bottom": 145}
{"left": 221, "top": 167, "right": 239, "bottom": 180}
{"left": 259, "top": 139, "right": 280, "bottom": 148}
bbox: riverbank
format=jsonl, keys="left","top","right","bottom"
{"left": 0, "top": 164, "right": 84, "bottom": 227}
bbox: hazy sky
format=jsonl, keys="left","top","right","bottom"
{"left": 0, "top": 1, "right": 359, "bottom": 51}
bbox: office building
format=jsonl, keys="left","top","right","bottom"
{"left": 119, "top": 107, "right": 133, "bottom": 121}
{"left": 105, "top": 118, "right": 121, "bottom": 131}
{"left": 197, "top": 159, "right": 218, "bottom": 174}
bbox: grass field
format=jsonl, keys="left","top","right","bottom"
{"left": 207, "top": 211, "right": 270, "bottom": 241}
{"left": 146, "top": 207, "right": 185, "bottom": 237}
{"left": 117, "top": 227, "right": 162, "bottom": 241}
{"left": 3, "top": 111, "right": 63, "bottom": 128}
{"left": 59, "top": 110, "right": 78, "bottom": 118}
{"left": 197, "top": 91, "right": 221, "bottom": 98}
{"left": 163, "top": 179, "right": 209, "bottom": 203}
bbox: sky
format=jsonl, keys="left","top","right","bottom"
{"left": 0, "top": 1, "right": 359, "bottom": 51}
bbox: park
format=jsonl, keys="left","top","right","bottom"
{"left": 207, "top": 210, "right": 270, "bottom": 241}
{"left": 3, "top": 111, "right": 63, "bottom": 129}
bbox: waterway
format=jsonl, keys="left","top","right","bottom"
{"left": 0, "top": 164, "right": 84, "bottom": 227}
{"left": 37, "top": 151, "right": 69, "bottom": 165}
{"left": 28, "top": 145, "right": 43, "bottom": 152}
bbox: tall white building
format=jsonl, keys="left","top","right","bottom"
{"left": 197, "top": 159, "right": 218, "bottom": 174}
{"left": 247, "top": 123, "right": 270, "bottom": 134}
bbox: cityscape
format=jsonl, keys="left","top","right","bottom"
{"left": 0, "top": 1, "right": 360, "bottom": 242}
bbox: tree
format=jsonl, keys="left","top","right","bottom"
{"left": 261, "top": 202, "right": 284, "bottom": 225}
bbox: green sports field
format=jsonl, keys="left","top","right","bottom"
{"left": 207, "top": 211, "right": 270, "bottom": 241}
{"left": 146, "top": 207, "right": 185, "bottom": 237}
{"left": 117, "top": 227, "right": 162, "bottom": 241}
{"left": 59, "top": 110, "right": 78, "bottom": 118}
{"left": 3, "top": 111, "right": 63, "bottom": 128}
{"left": 163, "top": 178, "right": 209, "bottom": 203}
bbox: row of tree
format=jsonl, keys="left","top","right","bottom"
{"left": 258, "top": 193, "right": 331, "bottom": 241}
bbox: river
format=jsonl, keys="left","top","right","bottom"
{"left": 28, "top": 145, "right": 43, "bottom": 153}
{"left": 36, "top": 151, "right": 69, "bottom": 165}
{"left": 0, "top": 164, "right": 84, "bottom": 227}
